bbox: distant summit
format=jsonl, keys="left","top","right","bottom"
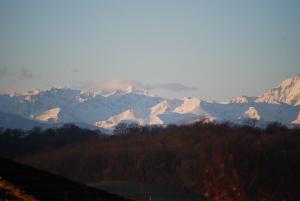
{"left": 230, "top": 76, "right": 300, "bottom": 105}
{"left": 255, "top": 76, "right": 300, "bottom": 105}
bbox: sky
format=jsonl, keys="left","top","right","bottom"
{"left": 0, "top": 0, "right": 300, "bottom": 100}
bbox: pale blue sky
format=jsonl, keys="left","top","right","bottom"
{"left": 0, "top": 0, "right": 300, "bottom": 100}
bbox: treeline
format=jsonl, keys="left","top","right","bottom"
{"left": 1, "top": 122, "right": 300, "bottom": 201}
{"left": 0, "top": 124, "right": 101, "bottom": 158}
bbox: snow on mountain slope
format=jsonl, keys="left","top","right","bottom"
{"left": 158, "top": 112, "right": 200, "bottom": 125}
{"left": 240, "top": 107, "right": 261, "bottom": 121}
{"left": 94, "top": 109, "right": 145, "bottom": 129}
{"left": 200, "top": 101, "right": 299, "bottom": 125}
{"left": 0, "top": 87, "right": 82, "bottom": 121}
{"left": 291, "top": 112, "right": 300, "bottom": 124}
{"left": 0, "top": 110, "right": 48, "bottom": 130}
{"left": 95, "top": 99, "right": 184, "bottom": 128}
{"left": 255, "top": 76, "right": 300, "bottom": 105}
{"left": 150, "top": 100, "right": 181, "bottom": 124}
{"left": 0, "top": 86, "right": 162, "bottom": 125}
{"left": 200, "top": 101, "right": 249, "bottom": 122}
{"left": 173, "top": 97, "right": 211, "bottom": 118}
{"left": 174, "top": 97, "right": 200, "bottom": 114}
{"left": 35, "top": 107, "right": 61, "bottom": 122}
{"left": 0, "top": 77, "right": 299, "bottom": 131}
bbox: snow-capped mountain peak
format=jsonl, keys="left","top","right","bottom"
{"left": 255, "top": 76, "right": 300, "bottom": 105}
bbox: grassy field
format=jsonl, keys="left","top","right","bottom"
{"left": 90, "top": 181, "right": 206, "bottom": 201}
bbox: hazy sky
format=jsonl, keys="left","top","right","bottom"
{"left": 0, "top": 0, "right": 300, "bottom": 100}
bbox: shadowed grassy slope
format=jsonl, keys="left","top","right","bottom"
{"left": 0, "top": 157, "right": 131, "bottom": 201}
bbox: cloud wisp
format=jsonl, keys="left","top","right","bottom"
{"left": 145, "top": 83, "right": 198, "bottom": 92}
{"left": 75, "top": 80, "right": 198, "bottom": 93}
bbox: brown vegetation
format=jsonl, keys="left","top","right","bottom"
{"left": 0, "top": 122, "right": 299, "bottom": 201}
{"left": 0, "top": 178, "right": 38, "bottom": 201}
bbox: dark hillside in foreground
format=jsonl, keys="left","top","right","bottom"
{"left": 0, "top": 157, "right": 131, "bottom": 201}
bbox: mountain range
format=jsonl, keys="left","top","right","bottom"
{"left": 0, "top": 76, "right": 299, "bottom": 132}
